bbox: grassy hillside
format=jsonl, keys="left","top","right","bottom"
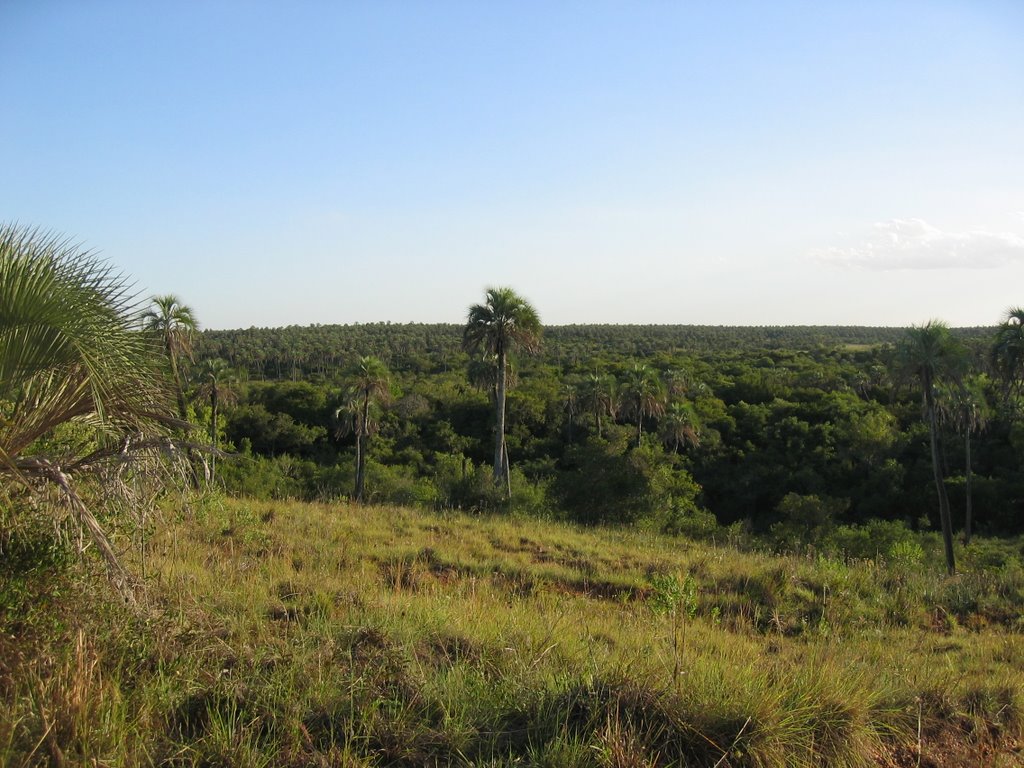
{"left": 3, "top": 497, "right": 1023, "bottom": 766}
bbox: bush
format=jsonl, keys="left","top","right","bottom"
{"left": 826, "top": 518, "right": 919, "bottom": 561}
{"left": 770, "top": 493, "right": 847, "bottom": 552}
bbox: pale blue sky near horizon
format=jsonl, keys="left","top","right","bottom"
{"left": 2, "top": 1, "right": 1023, "bottom": 329}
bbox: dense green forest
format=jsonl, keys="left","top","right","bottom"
{"left": 189, "top": 318, "right": 1020, "bottom": 561}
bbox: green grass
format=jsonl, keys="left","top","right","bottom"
{"left": 2, "top": 496, "right": 1024, "bottom": 766}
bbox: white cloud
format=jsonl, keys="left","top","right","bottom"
{"left": 812, "top": 218, "right": 1024, "bottom": 271}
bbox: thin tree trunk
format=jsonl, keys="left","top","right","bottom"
{"left": 37, "top": 462, "right": 137, "bottom": 604}
{"left": 503, "top": 437, "right": 511, "bottom": 499}
{"left": 964, "top": 431, "right": 973, "bottom": 544}
{"left": 210, "top": 385, "right": 219, "bottom": 481}
{"left": 354, "top": 434, "right": 365, "bottom": 501}
{"left": 169, "top": 350, "right": 200, "bottom": 487}
{"left": 355, "top": 392, "right": 369, "bottom": 502}
{"left": 494, "top": 350, "right": 508, "bottom": 490}
{"left": 168, "top": 352, "right": 189, "bottom": 423}
{"left": 927, "top": 384, "right": 956, "bottom": 574}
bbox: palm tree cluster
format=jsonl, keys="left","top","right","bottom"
{"left": 992, "top": 307, "right": 1024, "bottom": 403}
{"left": 895, "top": 310, "right": 1024, "bottom": 574}
{"left": 566, "top": 367, "right": 703, "bottom": 452}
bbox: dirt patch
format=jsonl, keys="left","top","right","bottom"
{"left": 415, "top": 632, "right": 486, "bottom": 671}
{"left": 878, "top": 731, "right": 1023, "bottom": 767}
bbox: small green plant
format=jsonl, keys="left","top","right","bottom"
{"left": 648, "top": 573, "right": 697, "bottom": 619}
{"left": 889, "top": 539, "right": 925, "bottom": 568}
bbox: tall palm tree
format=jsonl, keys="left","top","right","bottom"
{"left": 193, "top": 357, "right": 238, "bottom": 480}
{"left": 937, "top": 375, "right": 991, "bottom": 544}
{"left": 895, "top": 321, "right": 965, "bottom": 575}
{"left": 621, "top": 364, "right": 666, "bottom": 447}
{"left": 579, "top": 373, "right": 617, "bottom": 438}
{"left": 992, "top": 307, "right": 1024, "bottom": 409}
{"left": 338, "top": 356, "right": 391, "bottom": 502}
{"left": 0, "top": 224, "right": 179, "bottom": 597}
{"left": 562, "top": 380, "right": 579, "bottom": 443}
{"left": 463, "top": 287, "right": 542, "bottom": 494}
{"left": 142, "top": 294, "right": 198, "bottom": 423}
{"left": 661, "top": 400, "right": 702, "bottom": 453}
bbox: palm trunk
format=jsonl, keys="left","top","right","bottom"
{"left": 636, "top": 408, "right": 643, "bottom": 447}
{"left": 494, "top": 349, "right": 508, "bottom": 491}
{"left": 355, "top": 391, "right": 369, "bottom": 502}
{"left": 168, "top": 352, "right": 188, "bottom": 423}
{"left": 964, "top": 431, "right": 973, "bottom": 544}
{"left": 926, "top": 381, "right": 956, "bottom": 575}
{"left": 355, "top": 434, "right": 365, "bottom": 501}
{"left": 210, "top": 384, "right": 219, "bottom": 480}
{"left": 169, "top": 349, "right": 200, "bottom": 487}
{"left": 502, "top": 437, "right": 511, "bottom": 499}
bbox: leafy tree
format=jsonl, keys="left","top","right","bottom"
{"left": 227, "top": 404, "right": 325, "bottom": 457}
{"left": 895, "top": 321, "right": 965, "bottom": 574}
{"left": 0, "top": 225, "right": 179, "bottom": 596}
{"left": 770, "top": 493, "right": 848, "bottom": 552}
{"left": 462, "top": 287, "right": 541, "bottom": 495}
{"left": 338, "top": 356, "right": 392, "bottom": 502}
{"left": 142, "top": 294, "right": 198, "bottom": 423}
{"left": 621, "top": 364, "right": 666, "bottom": 446}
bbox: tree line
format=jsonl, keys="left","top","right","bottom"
{"left": 5, "top": 222, "right": 1023, "bottom": 586}
{"left": 182, "top": 291, "right": 1024, "bottom": 576}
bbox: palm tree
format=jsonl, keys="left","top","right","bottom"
{"left": 895, "top": 321, "right": 965, "bottom": 574}
{"left": 142, "top": 294, "right": 198, "bottom": 423}
{"left": 338, "top": 356, "right": 391, "bottom": 502}
{"left": 621, "top": 364, "right": 666, "bottom": 447}
{"left": 661, "top": 400, "right": 702, "bottom": 453}
{"left": 562, "top": 380, "right": 579, "bottom": 443}
{"left": 992, "top": 307, "right": 1024, "bottom": 409}
{"left": 193, "top": 357, "right": 238, "bottom": 481}
{"left": 937, "top": 375, "right": 991, "bottom": 543}
{"left": 0, "top": 224, "right": 179, "bottom": 597}
{"left": 463, "top": 287, "right": 542, "bottom": 494}
{"left": 579, "top": 373, "right": 617, "bottom": 438}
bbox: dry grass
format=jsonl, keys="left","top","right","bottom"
{"left": 2, "top": 495, "right": 1023, "bottom": 766}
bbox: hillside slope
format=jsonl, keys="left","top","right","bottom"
{"left": 2, "top": 497, "right": 1023, "bottom": 766}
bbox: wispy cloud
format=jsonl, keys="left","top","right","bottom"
{"left": 812, "top": 219, "right": 1024, "bottom": 270}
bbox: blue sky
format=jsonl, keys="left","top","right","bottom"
{"left": 2, "top": 1, "right": 1023, "bottom": 329}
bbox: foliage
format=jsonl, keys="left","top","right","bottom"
{"left": 184, "top": 315, "right": 1024, "bottom": 542}
{"left": 770, "top": 493, "right": 849, "bottom": 552}
{"left": 0, "top": 224, "right": 182, "bottom": 595}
